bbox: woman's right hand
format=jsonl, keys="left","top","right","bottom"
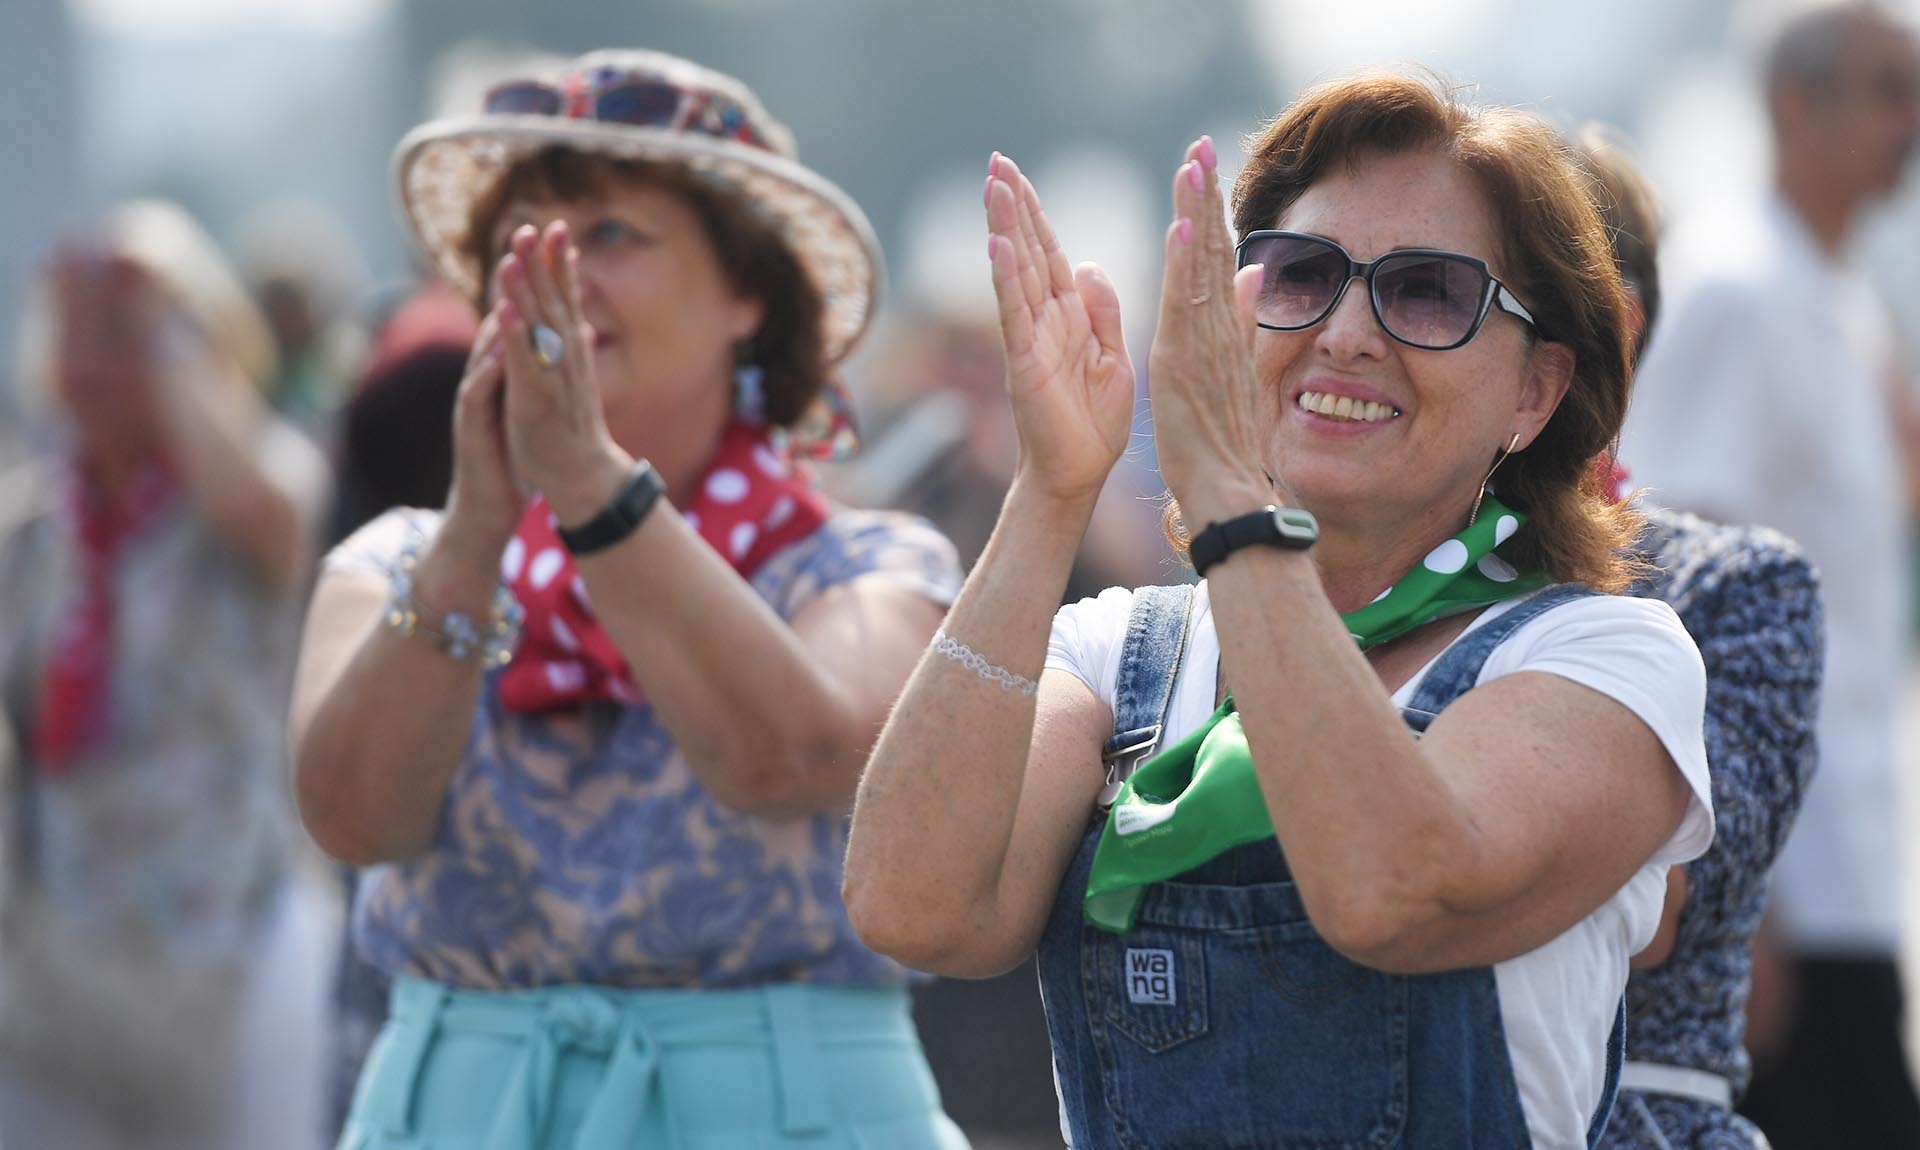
{"left": 437, "top": 308, "right": 525, "bottom": 576}
{"left": 985, "top": 154, "right": 1135, "bottom": 506}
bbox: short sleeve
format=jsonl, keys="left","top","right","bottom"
{"left": 1478, "top": 595, "right": 1714, "bottom": 866}
{"left": 322, "top": 507, "right": 444, "bottom": 579}
{"left": 753, "top": 509, "right": 962, "bottom": 621}
{"left": 1044, "top": 586, "right": 1139, "bottom": 707}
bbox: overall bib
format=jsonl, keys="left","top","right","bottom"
{"left": 1036, "top": 583, "right": 1622, "bottom": 1149}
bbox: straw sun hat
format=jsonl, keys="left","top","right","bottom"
{"left": 392, "top": 48, "right": 884, "bottom": 371}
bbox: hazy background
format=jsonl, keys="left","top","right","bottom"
{"left": 7, "top": 0, "right": 1920, "bottom": 390}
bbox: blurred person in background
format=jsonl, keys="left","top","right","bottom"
{"left": 294, "top": 49, "right": 967, "bottom": 1149}
{"left": 848, "top": 72, "right": 1712, "bottom": 1149}
{"left": 0, "top": 200, "right": 330, "bottom": 1148}
{"left": 1618, "top": 4, "right": 1920, "bottom": 1144}
{"left": 236, "top": 198, "right": 372, "bottom": 441}
{"left": 1578, "top": 126, "right": 1825, "bottom": 1150}
{"left": 319, "top": 279, "right": 477, "bottom": 1140}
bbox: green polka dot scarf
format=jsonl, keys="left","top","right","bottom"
{"left": 1083, "top": 496, "right": 1547, "bottom": 934}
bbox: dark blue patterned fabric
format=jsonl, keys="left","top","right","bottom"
{"left": 329, "top": 507, "right": 961, "bottom": 991}
{"left": 1601, "top": 507, "right": 1823, "bottom": 1150}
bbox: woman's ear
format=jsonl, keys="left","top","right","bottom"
{"left": 1515, "top": 340, "right": 1575, "bottom": 447}
{"left": 728, "top": 294, "right": 766, "bottom": 345}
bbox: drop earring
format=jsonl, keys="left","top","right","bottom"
{"left": 1468, "top": 432, "right": 1524, "bottom": 528}
{"left": 732, "top": 361, "right": 767, "bottom": 424}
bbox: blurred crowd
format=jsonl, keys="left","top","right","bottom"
{"left": 0, "top": 2, "right": 1918, "bottom": 1149}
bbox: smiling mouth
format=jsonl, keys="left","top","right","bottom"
{"left": 1297, "top": 390, "right": 1400, "bottom": 423}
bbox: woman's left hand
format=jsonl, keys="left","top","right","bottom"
{"left": 1146, "top": 137, "right": 1276, "bottom": 526}
{"left": 494, "top": 222, "right": 632, "bottom": 525}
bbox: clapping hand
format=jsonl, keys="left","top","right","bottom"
{"left": 1145, "top": 137, "right": 1273, "bottom": 525}
{"left": 984, "top": 153, "right": 1136, "bottom": 508}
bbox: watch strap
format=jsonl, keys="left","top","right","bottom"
{"left": 557, "top": 461, "right": 667, "bottom": 556}
{"left": 1189, "top": 505, "right": 1318, "bottom": 577}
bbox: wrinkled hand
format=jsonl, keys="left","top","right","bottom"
{"left": 1145, "top": 137, "right": 1274, "bottom": 526}
{"left": 494, "top": 222, "right": 631, "bottom": 526}
{"left": 985, "top": 153, "right": 1135, "bottom": 507}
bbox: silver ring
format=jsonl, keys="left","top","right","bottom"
{"left": 530, "top": 323, "right": 565, "bottom": 368}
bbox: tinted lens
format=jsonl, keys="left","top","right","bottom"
{"left": 593, "top": 81, "right": 685, "bottom": 128}
{"left": 1242, "top": 234, "right": 1350, "bottom": 329}
{"left": 1372, "top": 254, "right": 1489, "bottom": 348}
{"left": 484, "top": 81, "right": 563, "bottom": 116}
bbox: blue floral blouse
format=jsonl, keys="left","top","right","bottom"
{"left": 326, "top": 507, "right": 961, "bottom": 989}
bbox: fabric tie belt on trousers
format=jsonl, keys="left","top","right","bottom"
{"left": 361, "top": 976, "right": 842, "bottom": 1150}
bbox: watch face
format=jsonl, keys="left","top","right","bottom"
{"left": 1272, "top": 507, "right": 1319, "bottom": 545}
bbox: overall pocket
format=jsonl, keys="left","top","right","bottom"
{"left": 1083, "top": 878, "right": 1409, "bottom": 1150}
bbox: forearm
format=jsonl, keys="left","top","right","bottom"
{"left": 844, "top": 478, "right": 1094, "bottom": 956}
{"left": 1202, "top": 543, "right": 1478, "bottom": 950}
{"left": 157, "top": 366, "right": 315, "bottom": 589}
{"left": 558, "top": 489, "right": 920, "bottom": 813}
{"left": 294, "top": 529, "right": 499, "bottom": 864}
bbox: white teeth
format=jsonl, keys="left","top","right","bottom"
{"left": 1297, "top": 391, "right": 1398, "bottom": 423}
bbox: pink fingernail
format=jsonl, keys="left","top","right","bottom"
{"left": 988, "top": 234, "right": 1000, "bottom": 261}
{"left": 1176, "top": 218, "right": 1193, "bottom": 246}
{"left": 989, "top": 152, "right": 1001, "bottom": 178}
{"left": 1186, "top": 162, "right": 1204, "bottom": 192}
{"left": 1197, "top": 136, "right": 1217, "bottom": 171}
{"left": 499, "top": 298, "right": 519, "bottom": 324}
{"left": 984, "top": 176, "right": 994, "bottom": 209}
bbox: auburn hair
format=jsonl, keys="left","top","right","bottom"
{"left": 1171, "top": 72, "right": 1642, "bottom": 591}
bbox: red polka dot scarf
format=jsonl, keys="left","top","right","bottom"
{"left": 32, "top": 463, "right": 179, "bottom": 773}
{"left": 497, "top": 422, "right": 828, "bottom": 712}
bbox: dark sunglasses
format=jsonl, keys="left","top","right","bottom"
{"left": 1235, "top": 230, "right": 1538, "bottom": 351}
{"left": 483, "top": 77, "right": 769, "bottom": 151}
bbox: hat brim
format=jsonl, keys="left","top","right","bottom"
{"left": 392, "top": 116, "right": 884, "bottom": 366}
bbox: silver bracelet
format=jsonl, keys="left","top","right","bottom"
{"left": 384, "top": 530, "right": 524, "bottom": 669}
{"left": 931, "top": 629, "right": 1038, "bottom": 697}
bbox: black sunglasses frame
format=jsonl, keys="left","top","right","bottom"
{"left": 1234, "top": 230, "right": 1538, "bottom": 351}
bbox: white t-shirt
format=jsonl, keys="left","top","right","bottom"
{"left": 1619, "top": 195, "right": 1909, "bottom": 955}
{"left": 1045, "top": 583, "right": 1713, "bottom": 1150}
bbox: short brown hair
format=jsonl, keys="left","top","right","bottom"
{"left": 1188, "top": 71, "right": 1641, "bottom": 591}
{"left": 462, "top": 146, "right": 829, "bottom": 428}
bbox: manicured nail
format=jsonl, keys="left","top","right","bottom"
{"left": 984, "top": 176, "right": 994, "bottom": 209}
{"left": 988, "top": 234, "right": 1000, "bottom": 261}
{"left": 1186, "top": 161, "right": 1204, "bottom": 192}
{"left": 1197, "top": 136, "right": 1217, "bottom": 171}
{"left": 989, "top": 151, "right": 1001, "bottom": 179}
{"left": 1176, "top": 218, "right": 1193, "bottom": 246}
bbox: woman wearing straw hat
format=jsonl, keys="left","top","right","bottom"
{"left": 0, "top": 201, "right": 330, "bottom": 1148}
{"left": 293, "top": 49, "right": 966, "bottom": 1149}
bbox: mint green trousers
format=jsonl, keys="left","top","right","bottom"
{"left": 337, "top": 977, "right": 970, "bottom": 1150}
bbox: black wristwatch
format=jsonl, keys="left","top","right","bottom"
{"left": 557, "top": 461, "right": 667, "bottom": 556}
{"left": 1189, "top": 505, "right": 1319, "bottom": 577}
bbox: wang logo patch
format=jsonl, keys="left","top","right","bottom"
{"left": 1124, "top": 947, "right": 1176, "bottom": 1006}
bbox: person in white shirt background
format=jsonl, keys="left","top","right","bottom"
{"left": 1619, "top": 3, "right": 1920, "bottom": 1144}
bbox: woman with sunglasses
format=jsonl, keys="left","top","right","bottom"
{"left": 293, "top": 50, "right": 966, "bottom": 1149}
{"left": 846, "top": 71, "right": 1712, "bottom": 1147}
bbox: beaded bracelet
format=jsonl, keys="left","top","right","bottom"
{"left": 384, "top": 530, "right": 524, "bottom": 669}
{"left": 931, "top": 629, "right": 1038, "bottom": 697}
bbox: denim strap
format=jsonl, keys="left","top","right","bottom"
{"left": 1401, "top": 584, "right": 1598, "bottom": 717}
{"left": 1100, "top": 584, "right": 1196, "bottom": 805}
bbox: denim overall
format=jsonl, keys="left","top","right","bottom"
{"left": 1036, "top": 583, "right": 1623, "bottom": 1149}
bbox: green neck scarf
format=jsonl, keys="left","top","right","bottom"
{"left": 1083, "top": 496, "right": 1546, "bottom": 934}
